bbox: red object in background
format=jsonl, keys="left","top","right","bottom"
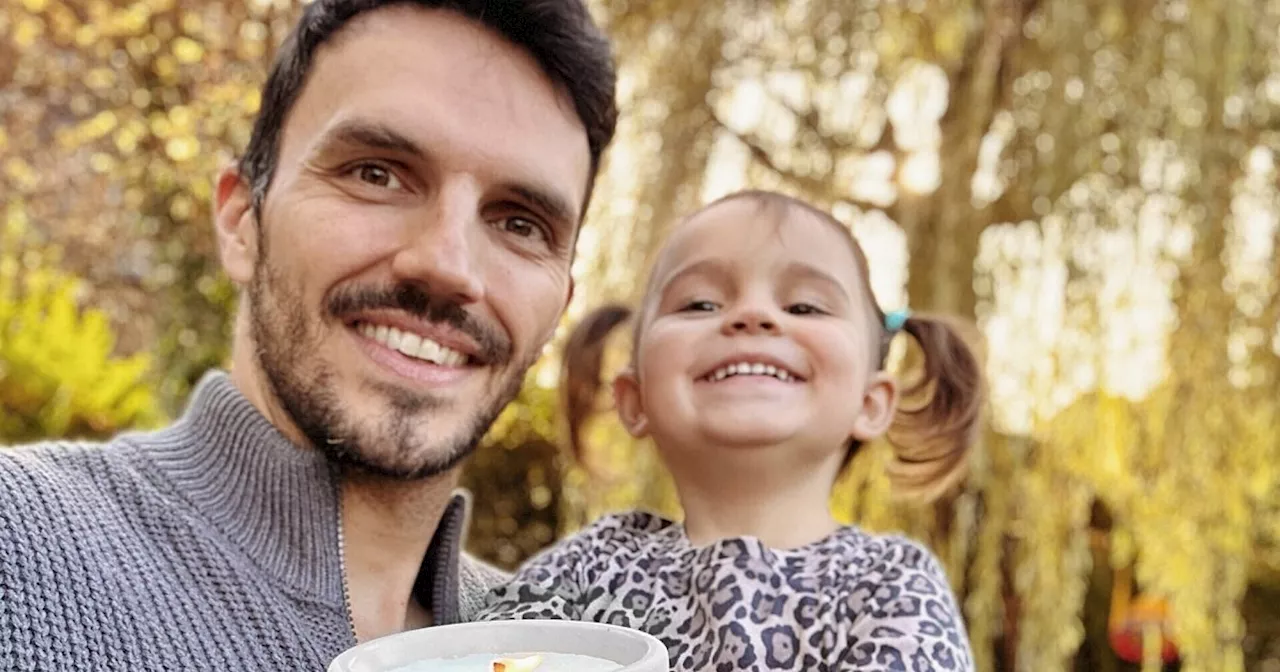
{"left": 1107, "top": 599, "right": 1180, "bottom": 663}
{"left": 1108, "top": 566, "right": 1180, "bottom": 664}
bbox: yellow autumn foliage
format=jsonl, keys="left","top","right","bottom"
{"left": 0, "top": 233, "right": 162, "bottom": 442}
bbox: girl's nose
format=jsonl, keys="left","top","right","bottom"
{"left": 723, "top": 306, "right": 779, "bottom": 335}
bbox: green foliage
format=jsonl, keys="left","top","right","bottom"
{"left": 461, "top": 371, "right": 565, "bottom": 569}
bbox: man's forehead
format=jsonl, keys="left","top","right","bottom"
{"left": 274, "top": 5, "right": 591, "bottom": 217}
{"left": 317, "top": 5, "right": 481, "bottom": 55}
{"left": 304, "top": 7, "right": 545, "bottom": 102}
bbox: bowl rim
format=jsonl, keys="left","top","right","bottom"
{"left": 327, "top": 619, "right": 669, "bottom": 671}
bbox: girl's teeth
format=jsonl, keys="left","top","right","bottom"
{"left": 707, "top": 362, "right": 797, "bottom": 382}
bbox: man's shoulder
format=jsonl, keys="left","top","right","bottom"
{"left": 456, "top": 552, "right": 511, "bottom": 622}
{"left": 459, "top": 552, "right": 511, "bottom": 591}
{"left": 0, "top": 436, "right": 151, "bottom": 520}
{"left": 1, "top": 438, "right": 117, "bottom": 488}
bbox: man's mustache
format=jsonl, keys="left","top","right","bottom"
{"left": 326, "top": 284, "right": 510, "bottom": 365}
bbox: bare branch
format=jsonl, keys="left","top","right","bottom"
{"left": 765, "top": 91, "right": 840, "bottom": 146}
{"left": 709, "top": 112, "right": 895, "bottom": 217}
{"left": 758, "top": 78, "right": 899, "bottom": 157}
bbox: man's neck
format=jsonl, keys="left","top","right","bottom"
{"left": 227, "top": 332, "right": 458, "bottom": 641}
{"left": 227, "top": 332, "right": 311, "bottom": 448}
{"left": 670, "top": 444, "right": 844, "bottom": 550}
{"left": 341, "top": 470, "right": 458, "bottom": 641}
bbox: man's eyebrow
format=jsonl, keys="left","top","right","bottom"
{"left": 507, "top": 182, "right": 579, "bottom": 230}
{"left": 313, "top": 119, "right": 425, "bottom": 159}
{"left": 312, "top": 121, "right": 580, "bottom": 225}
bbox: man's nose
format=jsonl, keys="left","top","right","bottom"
{"left": 389, "top": 182, "right": 485, "bottom": 304}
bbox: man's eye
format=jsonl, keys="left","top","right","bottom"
{"left": 501, "top": 217, "right": 546, "bottom": 241}
{"left": 787, "top": 303, "right": 825, "bottom": 315}
{"left": 351, "top": 163, "right": 403, "bottom": 190}
{"left": 681, "top": 300, "right": 718, "bottom": 312}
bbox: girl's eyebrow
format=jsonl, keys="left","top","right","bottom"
{"left": 780, "top": 261, "right": 851, "bottom": 301}
{"left": 657, "top": 258, "right": 851, "bottom": 302}
{"left": 658, "top": 258, "right": 732, "bottom": 291}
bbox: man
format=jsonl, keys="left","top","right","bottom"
{"left": 0, "top": 0, "right": 617, "bottom": 668}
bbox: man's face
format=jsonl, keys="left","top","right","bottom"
{"left": 217, "top": 7, "right": 590, "bottom": 478}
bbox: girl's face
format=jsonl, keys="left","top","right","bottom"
{"left": 613, "top": 198, "right": 897, "bottom": 465}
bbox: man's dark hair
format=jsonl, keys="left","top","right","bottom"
{"left": 239, "top": 0, "right": 618, "bottom": 213}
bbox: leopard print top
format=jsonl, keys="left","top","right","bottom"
{"left": 477, "top": 511, "right": 974, "bottom": 671}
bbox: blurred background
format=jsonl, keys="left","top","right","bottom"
{"left": 2, "top": 0, "right": 1279, "bottom": 669}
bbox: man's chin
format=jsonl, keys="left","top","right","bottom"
{"left": 322, "top": 441, "right": 477, "bottom": 481}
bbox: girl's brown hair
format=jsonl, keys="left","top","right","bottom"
{"left": 560, "top": 190, "right": 985, "bottom": 500}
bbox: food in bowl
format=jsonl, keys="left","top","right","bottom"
{"left": 388, "top": 653, "right": 621, "bottom": 672}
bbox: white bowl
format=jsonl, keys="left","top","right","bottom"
{"left": 327, "top": 620, "right": 669, "bottom": 672}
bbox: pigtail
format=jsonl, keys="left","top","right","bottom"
{"left": 885, "top": 314, "right": 986, "bottom": 499}
{"left": 560, "top": 305, "right": 633, "bottom": 465}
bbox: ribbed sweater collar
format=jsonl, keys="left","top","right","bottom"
{"left": 132, "top": 371, "right": 469, "bottom": 623}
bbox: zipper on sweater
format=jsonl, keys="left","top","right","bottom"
{"left": 338, "top": 489, "right": 359, "bottom": 643}
{"left": 432, "top": 497, "right": 461, "bottom": 624}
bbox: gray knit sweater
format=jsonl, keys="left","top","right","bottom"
{"left": 0, "top": 372, "right": 508, "bottom": 671}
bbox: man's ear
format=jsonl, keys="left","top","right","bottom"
{"left": 850, "top": 372, "right": 898, "bottom": 442}
{"left": 612, "top": 368, "right": 649, "bottom": 438}
{"left": 213, "top": 163, "right": 259, "bottom": 285}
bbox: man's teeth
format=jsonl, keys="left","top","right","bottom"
{"left": 707, "top": 362, "right": 796, "bottom": 382}
{"left": 357, "top": 323, "right": 468, "bottom": 367}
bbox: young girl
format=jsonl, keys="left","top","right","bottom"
{"left": 478, "top": 190, "right": 981, "bottom": 671}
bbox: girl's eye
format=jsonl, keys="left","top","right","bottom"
{"left": 681, "top": 300, "right": 718, "bottom": 312}
{"left": 787, "top": 303, "right": 825, "bottom": 316}
{"left": 351, "top": 163, "right": 403, "bottom": 190}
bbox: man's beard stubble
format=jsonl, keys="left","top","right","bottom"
{"left": 246, "top": 241, "right": 533, "bottom": 481}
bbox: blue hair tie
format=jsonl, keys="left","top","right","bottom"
{"left": 884, "top": 309, "right": 910, "bottom": 332}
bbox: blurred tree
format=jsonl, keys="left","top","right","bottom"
{"left": 0, "top": 0, "right": 295, "bottom": 412}
{"left": 462, "top": 375, "right": 565, "bottom": 571}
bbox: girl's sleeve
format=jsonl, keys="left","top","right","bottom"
{"left": 471, "top": 529, "right": 597, "bottom": 622}
{"left": 842, "top": 540, "right": 975, "bottom": 671}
